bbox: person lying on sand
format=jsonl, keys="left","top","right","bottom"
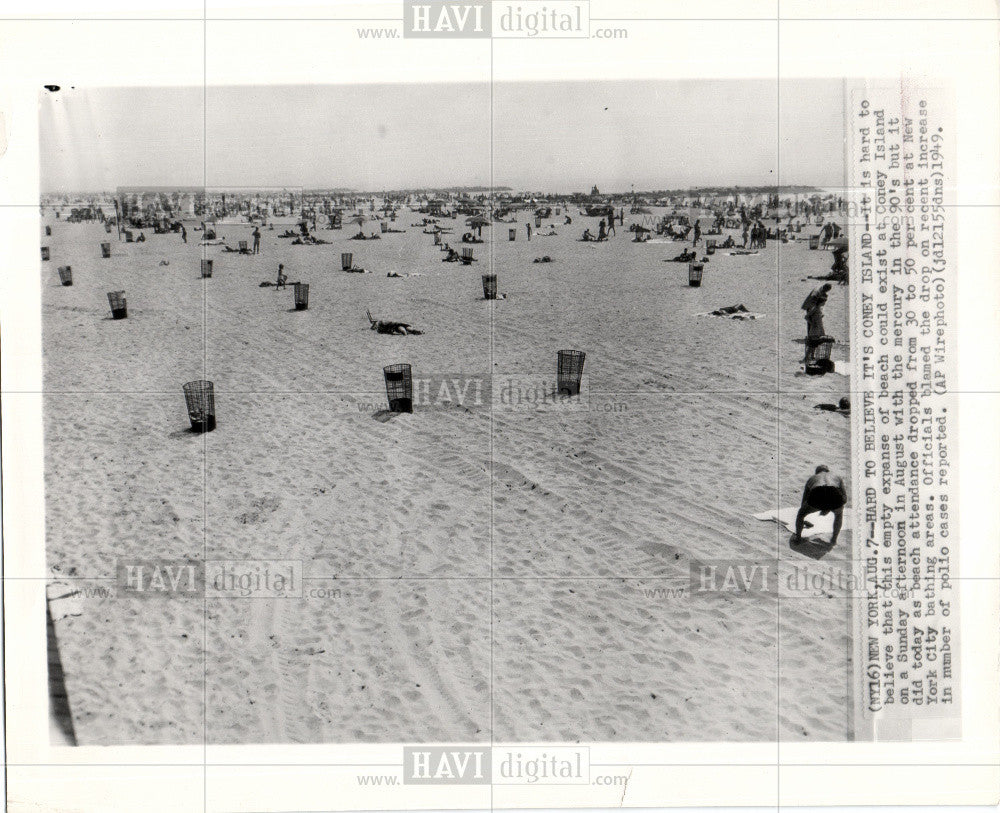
{"left": 699, "top": 304, "right": 763, "bottom": 320}
{"left": 532, "top": 256, "right": 554, "bottom": 263}
{"left": 366, "top": 309, "right": 423, "bottom": 335}
{"left": 814, "top": 397, "right": 851, "bottom": 414}
{"left": 669, "top": 248, "right": 697, "bottom": 262}
{"left": 792, "top": 465, "right": 847, "bottom": 546}
{"left": 443, "top": 247, "right": 460, "bottom": 262}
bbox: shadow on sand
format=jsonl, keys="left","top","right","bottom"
{"left": 47, "top": 602, "right": 78, "bottom": 745}
{"left": 789, "top": 534, "right": 835, "bottom": 560}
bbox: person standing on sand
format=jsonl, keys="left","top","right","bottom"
{"left": 252, "top": 226, "right": 261, "bottom": 254}
{"left": 693, "top": 219, "right": 701, "bottom": 246}
{"left": 802, "top": 283, "right": 831, "bottom": 361}
{"left": 275, "top": 263, "right": 287, "bottom": 289}
{"left": 793, "top": 465, "right": 847, "bottom": 545}
{"left": 526, "top": 222, "right": 532, "bottom": 241}
{"left": 607, "top": 214, "right": 616, "bottom": 237}
{"left": 181, "top": 224, "right": 187, "bottom": 243}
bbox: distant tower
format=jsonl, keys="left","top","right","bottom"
{"left": 590, "top": 184, "right": 600, "bottom": 197}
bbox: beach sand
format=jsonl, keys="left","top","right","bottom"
{"left": 43, "top": 208, "right": 852, "bottom": 744}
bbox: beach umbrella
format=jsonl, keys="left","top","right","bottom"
{"left": 466, "top": 215, "right": 490, "bottom": 228}
{"left": 349, "top": 214, "right": 367, "bottom": 226}
{"left": 827, "top": 235, "right": 849, "bottom": 250}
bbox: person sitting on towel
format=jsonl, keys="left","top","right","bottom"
{"left": 671, "top": 248, "right": 696, "bottom": 262}
{"left": 792, "top": 465, "right": 847, "bottom": 546}
{"left": 582, "top": 228, "right": 593, "bottom": 241}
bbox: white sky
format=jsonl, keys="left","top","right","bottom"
{"left": 39, "top": 79, "right": 846, "bottom": 193}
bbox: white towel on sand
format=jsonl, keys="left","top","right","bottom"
{"left": 753, "top": 506, "right": 853, "bottom": 537}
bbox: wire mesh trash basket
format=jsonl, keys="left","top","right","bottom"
{"left": 805, "top": 337, "right": 836, "bottom": 375}
{"left": 461, "top": 247, "right": 474, "bottom": 263}
{"left": 238, "top": 240, "right": 248, "bottom": 253}
{"left": 705, "top": 239, "right": 716, "bottom": 255}
{"left": 294, "top": 282, "right": 309, "bottom": 310}
{"left": 482, "top": 274, "right": 497, "bottom": 300}
{"left": 433, "top": 232, "right": 441, "bottom": 245}
{"left": 509, "top": 228, "right": 516, "bottom": 241}
{"left": 380, "top": 221, "right": 388, "bottom": 233}
{"left": 41, "top": 246, "right": 50, "bottom": 261}
{"left": 341, "top": 252, "right": 353, "bottom": 271}
{"left": 57, "top": 265, "right": 73, "bottom": 286}
{"left": 105, "top": 222, "right": 113, "bottom": 233}
{"left": 101, "top": 242, "right": 111, "bottom": 258}
{"left": 809, "top": 235, "right": 820, "bottom": 250}
{"left": 534, "top": 216, "right": 542, "bottom": 228}
{"left": 125, "top": 230, "right": 134, "bottom": 243}
{"left": 688, "top": 263, "right": 704, "bottom": 287}
{"left": 201, "top": 259, "right": 213, "bottom": 278}
{"left": 557, "top": 349, "right": 586, "bottom": 397}
{"left": 107, "top": 290, "right": 127, "bottom": 319}
{"left": 383, "top": 364, "right": 413, "bottom": 413}
{"left": 183, "top": 380, "right": 216, "bottom": 432}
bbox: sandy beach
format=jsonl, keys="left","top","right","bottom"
{"left": 43, "top": 205, "right": 852, "bottom": 744}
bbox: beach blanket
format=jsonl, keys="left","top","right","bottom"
{"left": 753, "top": 507, "right": 853, "bottom": 538}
